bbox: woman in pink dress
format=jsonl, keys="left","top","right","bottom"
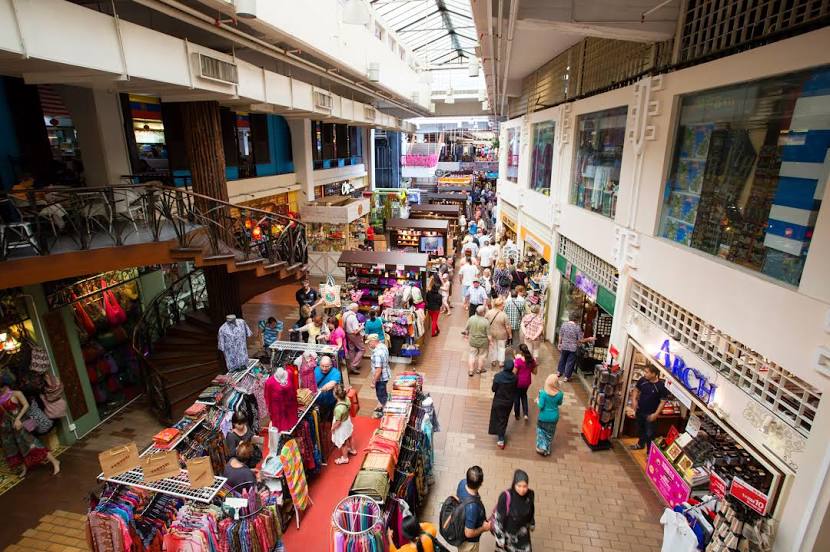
{"left": 513, "top": 344, "right": 537, "bottom": 421}
{"left": 327, "top": 317, "right": 346, "bottom": 363}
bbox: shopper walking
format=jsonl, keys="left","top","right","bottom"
{"left": 367, "top": 334, "right": 391, "bottom": 418}
{"left": 492, "top": 469, "right": 535, "bottom": 552}
{"left": 465, "top": 305, "right": 491, "bottom": 377}
{"left": 331, "top": 384, "right": 356, "bottom": 464}
{"left": 440, "top": 271, "right": 452, "bottom": 314}
{"left": 503, "top": 290, "right": 525, "bottom": 347}
{"left": 493, "top": 259, "right": 512, "bottom": 297}
{"left": 465, "top": 278, "right": 489, "bottom": 317}
{"left": 425, "top": 280, "right": 443, "bottom": 337}
{"left": 295, "top": 279, "right": 320, "bottom": 319}
{"left": 478, "top": 238, "right": 497, "bottom": 270}
{"left": 455, "top": 466, "right": 490, "bottom": 552}
{"left": 488, "top": 356, "right": 518, "bottom": 449}
{"left": 513, "top": 345, "right": 536, "bottom": 420}
{"left": 387, "top": 514, "right": 439, "bottom": 552}
{"left": 486, "top": 298, "right": 511, "bottom": 369}
{"left": 0, "top": 372, "right": 61, "bottom": 476}
{"left": 520, "top": 305, "right": 545, "bottom": 360}
{"left": 343, "top": 303, "right": 365, "bottom": 375}
{"left": 556, "top": 312, "right": 595, "bottom": 382}
{"left": 363, "top": 307, "right": 384, "bottom": 341}
{"left": 535, "top": 375, "right": 564, "bottom": 456}
{"left": 481, "top": 268, "right": 494, "bottom": 299}
{"left": 628, "top": 364, "right": 669, "bottom": 450}
{"left": 459, "top": 254, "right": 480, "bottom": 299}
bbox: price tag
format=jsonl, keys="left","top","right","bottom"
{"left": 709, "top": 471, "right": 727, "bottom": 500}
{"left": 685, "top": 414, "right": 702, "bottom": 437}
{"left": 730, "top": 476, "right": 769, "bottom": 515}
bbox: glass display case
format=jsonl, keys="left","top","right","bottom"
{"left": 530, "top": 121, "right": 555, "bottom": 195}
{"left": 571, "top": 106, "right": 627, "bottom": 218}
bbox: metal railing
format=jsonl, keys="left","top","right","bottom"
{"left": 0, "top": 183, "right": 308, "bottom": 267}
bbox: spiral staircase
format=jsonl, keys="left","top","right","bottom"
{"left": 1, "top": 182, "right": 308, "bottom": 423}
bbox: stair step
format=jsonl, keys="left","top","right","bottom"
{"left": 201, "top": 254, "right": 236, "bottom": 265}
{"left": 185, "top": 311, "right": 213, "bottom": 328}
{"left": 153, "top": 342, "right": 215, "bottom": 353}
{"left": 285, "top": 263, "right": 304, "bottom": 273}
{"left": 162, "top": 371, "right": 219, "bottom": 393}
{"left": 263, "top": 261, "right": 287, "bottom": 271}
{"left": 166, "top": 323, "right": 210, "bottom": 338}
{"left": 155, "top": 360, "right": 219, "bottom": 378}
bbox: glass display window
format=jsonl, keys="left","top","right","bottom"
{"left": 530, "top": 121, "right": 556, "bottom": 195}
{"left": 659, "top": 66, "right": 830, "bottom": 286}
{"left": 506, "top": 126, "right": 520, "bottom": 182}
{"left": 570, "top": 106, "right": 628, "bottom": 218}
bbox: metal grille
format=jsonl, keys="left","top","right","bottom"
{"left": 98, "top": 468, "right": 226, "bottom": 503}
{"left": 557, "top": 236, "right": 618, "bottom": 293}
{"left": 679, "top": 0, "right": 830, "bottom": 63}
{"left": 197, "top": 54, "right": 238, "bottom": 84}
{"left": 578, "top": 38, "right": 655, "bottom": 96}
{"left": 629, "top": 281, "right": 821, "bottom": 437}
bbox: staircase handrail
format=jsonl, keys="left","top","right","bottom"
{"left": 1, "top": 183, "right": 307, "bottom": 266}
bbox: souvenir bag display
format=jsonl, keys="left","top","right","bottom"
{"left": 320, "top": 274, "right": 341, "bottom": 308}
{"left": 400, "top": 337, "right": 421, "bottom": 358}
{"left": 71, "top": 293, "right": 97, "bottom": 337}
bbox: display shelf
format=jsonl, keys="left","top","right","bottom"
{"left": 98, "top": 468, "right": 227, "bottom": 503}
{"left": 141, "top": 415, "right": 207, "bottom": 457}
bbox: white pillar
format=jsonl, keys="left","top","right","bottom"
{"left": 366, "top": 127, "right": 376, "bottom": 190}
{"left": 288, "top": 118, "right": 313, "bottom": 204}
{"left": 58, "top": 85, "right": 131, "bottom": 187}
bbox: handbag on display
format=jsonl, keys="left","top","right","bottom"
{"left": 41, "top": 374, "right": 67, "bottom": 419}
{"left": 102, "top": 280, "right": 127, "bottom": 326}
{"left": 29, "top": 346, "right": 51, "bottom": 373}
{"left": 25, "top": 400, "right": 54, "bottom": 434}
{"left": 71, "top": 293, "right": 97, "bottom": 336}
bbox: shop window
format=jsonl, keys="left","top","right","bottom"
{"left": 570, "top": 106, "right": 627, "bottom": 218}
{"left": 506, "top": 126, "right": 519, "bottom": 182}
{"left": 530, "top": 121, "right": 555, "bottom": 195}
{"left": 659, "top": 67, "right": 830, "bottom": 286}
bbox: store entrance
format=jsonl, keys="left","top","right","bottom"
{"left": 554, "top": 274, "right": 614, "bottom": 381}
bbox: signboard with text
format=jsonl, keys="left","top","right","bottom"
{"left": 730, "top": 477, "right": 770, "bottom": 515}
{"left": 646, "top": 445, "right": 691, "bottom": 508}
{"left": 574, "top": 271, "right": 599, "bottom": 302}
{"left": 710, "top": 471, "right": 727, "bottom": 500}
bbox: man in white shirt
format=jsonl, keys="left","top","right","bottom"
{"left": 459, "top": 259, "right": 480, "bottom": 301}
{"left": 461, "top": 237, "right": 479, "bottom": 259}
{"left": 478, "top": 241, "right": 496, "bottom": 269}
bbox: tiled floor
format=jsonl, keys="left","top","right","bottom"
{"left": 1, "top": 272, "right": 665, "bottom": 552}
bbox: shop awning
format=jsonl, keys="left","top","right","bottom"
{"left": 337, "top": 250, "right": 429, "bottom": 269}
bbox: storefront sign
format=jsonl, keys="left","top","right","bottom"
{"left": 710, "top": 471, "right": 727, "bottom": 500}
{"left": 730, "top": 476, "right": 770, "bottom": 515}
{"left": 657, "top": 339, "right": 717, "bottom": 405}
{"left": 646, "top": 445, "right": 691, "bottom": 508}
{"left": 574, "top": 271, "right": 598, "bottom": 302}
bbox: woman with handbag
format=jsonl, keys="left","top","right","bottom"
{"left": 0, "top": 371, "right": 60, "bottom": 476}
{"left": 387, "top": 514, "right": 443, "bottom": 552}
{"left": 491, "top": 469, "right": 535, "bottom": 552}
{"left": 520, "top": 305, "right": 545, "bottom": 361}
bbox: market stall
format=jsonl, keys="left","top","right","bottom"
{"left": 301, "top": 196, "right": 372, "bottom": 278}
{"left": 408, "top": 203, "right": 461, "bottom": 251}
{"left": 387, "top": 218, "right": 449, "bottom": 258}
{"left": 423, "top": 191, "right": 469, "bottom": 219}
{"left": 340, "top": 372, "right": 438, "bottom": 550}
{"left": 336, "top": 250, "right": 429, "bottom": 310}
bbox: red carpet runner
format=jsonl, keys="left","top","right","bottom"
{"left": 278, "top": 416, "right": 380, "bottom": 551}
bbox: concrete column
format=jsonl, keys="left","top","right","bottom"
{"left": 367, "top": 127, "right": 376, "bottom": 190}
{"left": 58, "top": 85, "right": 131, "bottom": 187}
{"left": 288, "top": 118, "right": 313, "bottom": 203}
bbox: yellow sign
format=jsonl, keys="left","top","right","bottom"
{"left": 520, "top": 227, "right": 552, "bottom": 261}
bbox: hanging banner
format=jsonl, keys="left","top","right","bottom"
{"left": 574, "top": 271, "right": 598, "bottom": 302}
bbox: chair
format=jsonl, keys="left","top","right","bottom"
{"left": 0, "top": 198, "right": 40, "bottom": 259}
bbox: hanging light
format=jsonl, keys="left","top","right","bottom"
{"left": 234, "top": 0, "right": 257, "bottom": 19}
{"left": 342, "top": 0, "right": 370, "bottom": 25}
{"left": 468, "top": 58, "right": 479, "bottom": 77}
{"left": 244, "top": 218, "right": 253, "bottom": 230}
{"left": 2, "top": 332, "right": 20, "bottom": 353}
{"left": 252, "top": 225, "right": 262, "bottom": 241}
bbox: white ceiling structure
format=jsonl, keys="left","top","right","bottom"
{"left": 370, "top": 0, "right": 479, "bottom": 67}
{"left": 470, "top": 0, "right": 683, "bottom": 118}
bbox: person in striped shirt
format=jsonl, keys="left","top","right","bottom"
{"left": 258, "top": 317, "right": 283, "bottom": 348}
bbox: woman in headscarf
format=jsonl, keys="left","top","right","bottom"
{"left": 492, "top": 469, "right": 535, "bottom": 552}
{"left": 535, "top": 374, "right": 564, "bottom": 456}
{"left": 488, "top": 355, "right": 517, "bottom": 449}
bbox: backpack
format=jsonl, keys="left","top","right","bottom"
{"left": 498, "top": 271, "right": 512, "bottom": 288}
{"left": 439, "top": 494, "right": 482, "bottom": 546}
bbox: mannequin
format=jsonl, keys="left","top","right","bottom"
{"left": 217, "top": 314, "right": 252, "bottom": 372}
{"left": 264, "top": 366, "right": 298, "bottom": 432}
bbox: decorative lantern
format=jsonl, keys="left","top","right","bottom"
{"left": 252, "top": 225, "right": 262, "bottom": 241}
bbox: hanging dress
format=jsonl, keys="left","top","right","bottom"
{"left": 264, "top": 375, "right": 298, "bottom": 432}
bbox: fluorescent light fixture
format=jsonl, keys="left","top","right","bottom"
{"left": 234, "top": 0, "right": 257, "bottom": 19}
{"left": 342, "top": 0, "right": 370, "bottom": 25}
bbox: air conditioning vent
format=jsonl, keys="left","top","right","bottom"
{"left": 197, "top": 53, "right": 238, "bottom": 85}
{"left": 313, "top": 91, "right": 333, "bottom": 111}
{"left": 364, "top": 106, "right": 376, "bottom": 121}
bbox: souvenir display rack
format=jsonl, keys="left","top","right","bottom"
{"left": 97, "top": 467, "right": 227, "bottom": 503}
{"left": 381, "top": 307, "right": 424, "bottom": 362}
{"left": 387, "top": 218, "right": 449, "bottom": 258}
{"left": 408, "top": 203, "right": 461, "bottom": 250}
{"left": 337, "top": 250, "right": 429, "bottom": 309}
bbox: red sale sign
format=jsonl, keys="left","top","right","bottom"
{"left": 730, "top": 476, "right": 769, "bottom": 515}
{"left": 709, "top": 471, "right": 727, "bottom": 499}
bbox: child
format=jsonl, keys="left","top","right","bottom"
{"left": 331, "top": 384, "right": 356, "bottom": 465}
{"left": 258, "top": 317, "right": 284, "bottom": 348}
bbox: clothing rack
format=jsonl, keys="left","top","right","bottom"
{"left": 280, "top": 390, "right": 322, "bottom": 439}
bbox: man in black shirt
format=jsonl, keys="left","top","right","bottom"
{"left": 295, "top": 279, "right": 319, "bottom": 318}
{"left": 628, "top": 364, "right": 668, "bottom": 450}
